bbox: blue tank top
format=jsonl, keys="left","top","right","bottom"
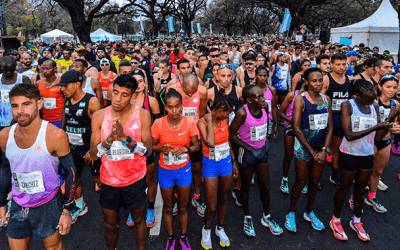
{"left": 272, "top": 63, "right": 289, "bottom": 91}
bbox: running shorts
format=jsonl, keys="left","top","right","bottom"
{"left": 158, "top": 161, "right": 192, "bottom": 188}
{"left": 202, "top": 154, "right": 232, "bottom": 178}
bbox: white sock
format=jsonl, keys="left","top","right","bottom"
{"left": 352, "top": 216, "right": 361, "bottom": 223}
{"left": 263, "top": 213, "right": 271, "bottom": 220}
{"left": 282, "top": 177, "right": 288, "bottom": 182}
{"left": 245, "top": 215, "right": 252, "bottom": 220}
{"left": 333, "top": 216, "right": 340, "bottom": 222}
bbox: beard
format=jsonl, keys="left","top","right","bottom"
{"left": 15, "top": 110, "right": 38, "bottom": 127}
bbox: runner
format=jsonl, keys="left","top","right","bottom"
{"left": 198, "top": 89, "right": 238, "bottom": 249}
{"left": 98, "top": 58, "right": 117, "bottom": 106}
{"left": 290, "top": 49, "right": 308, "bottom": 77}
{"left": 16, "top": 52, "right": 36, "bottom": 79}
{"left": 152, "top": 88, "right": 199, "bottom": 250}
{"left": 89, "top": 74, "right": 152, "bottom": 250}
{"left": 199, "top": 48, "right": 220, "bottom": 82}
{"left": 0, "top": 83, "right": 76, "bottom": 249}
{"left": 230, "top": 84, "right": 283, "bottom": 238}
{"left": 153, "top": 59, "right": 175, "bottom": 93}
{"left": 239, "top": 53, "right": 257, "bottom": 88}
{"left": 270, "top": 53, "right": 291, "bottom": 104}
{"left": 371, "top": 59, "right": 393, "bottom": 88}
{"left": 316, "top": 55, "right": 330, "bottom": 76}
{"left": 291, "top": 59, "right": 311, "bottom": 91}
{"left": 330, "top": 79, "right": 397, "bottom": 242}
{"left": 77, "top": 50, "right": 100, "bottom": 81}
{"left": 55, "top": 49, "right": 73, "bottom": 74}
{"left": 284, "top": 68, "right": 333, "bottom": 232}
{"left": 112, "top": 48, "right": 131, "bottom": 72}
{"left": 205, "top": 64, "right": 219, "bottom": 89}
{"left": 353, "top": 57, "right": 378, "bottom": 85}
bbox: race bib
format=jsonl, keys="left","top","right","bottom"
{"left": 250, "top": 123, "right": 268, "bottom": 141}
{"left": 66, "top": 132, "right": 84, "bottom": 146}
{"left": 309, "top": 113, "right": 328, "bottom": 130}
{"left": 182, "top": 107, "right": 197, "bottom": 119}
{"left": 352, "top": 116, "right": 377, "bottom": 132}
{"left": 279, "top": 70, "right": 288, "bottom": 79}
{"left": 164, "top": 152, "right": 188, "bottom": 165}
{"left": 107, "top": 141, "right": 134, "bottom": 161}
{"left": 214, "top": 142, "right": 230, "bottom": 161}
{"left": 0, "top": 90, "right": 10, "bottom": 103}
{"left": 228, "top": 111, "right": 235, "bottom": 126}
{"left": 379, "top": 106, "right": 390, "bottom": 122}
{"left": 13, "top": 171, "right": 45, "bottom": 194}
{"left": 43, "top": 98, "right": 56, "bottom": 109}
{"left": 332, "top": 99, "right": 346, "bottom": 111}
{"left": 102, "top": 91, "right": 107, "bottom": 100}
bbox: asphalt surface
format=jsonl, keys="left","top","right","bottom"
{"left": 1, "top": 126, "right": 400, "bottom": 250}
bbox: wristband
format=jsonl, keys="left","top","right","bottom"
{"left": 104, "top": 139, "right": 112, "bottom": 147}
{"left": 61, "top": 211, "right": 72, "bottom": 216}
{"left": 131, "top": 142, "right": 149, "bottom": 156}
{"left": 185, "top": 145, "right": 191, "bottom": 155}
{"left": 232, "top": 158, "right": 237, "bottom": 162}
{"left": 97, "top": 143, "right": 109, "bottom": 158}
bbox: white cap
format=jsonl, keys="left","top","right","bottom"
{"left": 100, "top": 58, "right": 110, "bottom": 64}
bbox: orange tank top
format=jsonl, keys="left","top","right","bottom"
{"left": 202, "top": 118, "right": 230, "bottom": 159}
{"left": 100, "top": 106, "right": 146, "bottom": 187}
{"left": 38, "top": 77, "right": 64, "bottom": 122}
{"left": 99, "top": 72, "right": 114, "bottom": 105}
{"left": 176, "top": 82, "right": 200, "bottom": 123}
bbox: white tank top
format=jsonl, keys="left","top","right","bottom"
{"left": 0, "top": 73, "right": 24, "bottom": 126}
{"left": 82, "top": 77, "right": 96, "bottom": 96}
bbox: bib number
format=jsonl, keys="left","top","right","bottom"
{"left": 251, "top": 123, "right": 268, "bottom": 141}
{"left": 352, "top": 116, "right": 377, "bottom": 132}
{"left": 66, "top": 132, "right": 84, "bottom": 146}
{"left": 210, "top": 142, "right": 230, "bottom": 161}
{"left": 182, "top": 107, "right": 197, "bottom": 119}
{"left": 279, "top": 71, "right": 287, "bottom": 79}
{"left": 228, "top": 111, "right": 235, "bottom": 126}
{"left": 102, "top": 91, "right": 107, "bottom": 100}
{"left": 43, "top": 98, "right": 56, "bottom": 109}
{"left": 0, "top": 90, "right": 10, "bottom": 103}
{"left": 309, "top": 113, "right": 328, "bottom": 130}
{"left": 107, "top": 141, "right": 134, "bottom": 161}
{"left": 379, "top": 106, "right": 390, "bottom": 122}
{"left": 332, "top": 99, "right": 346, "bottom": 111}
{"left": 13, "top": 171, "right": 45, "bottom": 194}
{"left": 164, "top": 152, "right": 188, "bottom": 165}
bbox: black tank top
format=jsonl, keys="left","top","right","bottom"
{"left": 212, "top": 84, "right": 241, "bottom": 112}
{"left": 244, "top": 70, "right": 254, "bottom": 86}
{"left": 208, "top": 78, "right": 217, "bottom": 90}
{"left": 160, "top": 72, "right": 172, "bottom": 89}
{"left": 371, "top": 77, "right": 378, "bottom": 87}
{"left": 65, "top": 93, "right": 93, "bottom": 145}
{"left": 325, "top": 73, "right": 350, "bottom": 114}
{"left": 359, "top": 73, "right": 366, "bottom": 80}
{"left": 192, "top": 66, "right": 197, "bottom": 76}
{"left": 296, "top": 74, "right": 305, "bottom": 90}
{"left": 377, "top": 97, "right": 396, "bottom": 121}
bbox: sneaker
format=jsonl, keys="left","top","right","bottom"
{"left": 391, "top": 140, "right": 400, "bottom": 154}
{"left": 349, "top": 219, "right": 370, "bottom": 241}
{"left": 201, "top": 227, "right": 212, "bottom": 250}
{"left": 127, "top": 213, "right": 135, "bottom": 227}
{"left": 232, "top": 189, "right": 243, "bottom": 207}
{"left": 166, "top": 237, "right": 175, "bottom": 250}
{"left": 191, "top": 197, "right": 205, "bottom": 217}
{"left": 180, "top": 236, "right": 191, "bottom": 250}
{"left": 251, "top": 174, "right": 255, "bottom": 185}
{"left": 301, "top": 186, "right": 308, "bottom": 194}
{"left": 173, "top": 200, "right": 178, "bottom": 216}
{"left": 329, "top": 217, "right": 348, "bottom": 241}
{"left": 261, "top": 216, "right": 283, "bottom": 235}
{"left": 285, "top": 212, "right": 296, "bottom": 232}
{"left": 364, "top": 198, "right": 387, "bottom": 213}
{"left": 72, "top": 203, "right": 88, "bottom": 224}
{"left": 329, "top": 175, "right": 340, "bottom": 188}
{"left": 146, "top": 209, "right": 156, "bottom": 227}
{"left": 377, "top": 179, "right": 388, "bottom": 191}
{"left": 280, "top": 180, "right": 289, "bottom": 194}
{"left": 215, "top": 225, "right": 230, "bottom": 247}
{"left": 326, "top": 154, "right": 333, "bottom": 163}
{"left": 303, "top": 211, "right": 325, "bottom": 231}
{"left": 243, "top": 217, "right": 256, "bottom": 237}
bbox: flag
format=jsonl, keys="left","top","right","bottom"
{"left": 168, "top": 16, "right": 175, "bottom": 32}
{"left": 210, "top": 24, "right": 212, "bottom": 34}
{"left": 279, "top": 8, "right": 292, "bottom": 33}
{"left": 197, "top": 23, "right": 201, "bottom": 34}
{"left": 191, "top": 21, "right": 194, "bottom": 33}
{"left": 139, "top": 13, "right": 144, "bottom": 32}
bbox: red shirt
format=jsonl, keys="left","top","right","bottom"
{"left": 168, "top": 52, "right": 184, "bottom": 65}
{"left": 38, "top": 78, "right": 64, "bottom": 122}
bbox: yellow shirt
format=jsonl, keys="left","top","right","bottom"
{"left": 112, "top": 55, "right": 131, "bottom": 71}
{"left": 55, "top": 59, "right": 73, "bottom": 74}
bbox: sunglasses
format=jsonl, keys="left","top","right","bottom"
{"left": 373, "top": 49, "right": 378, "bottom": 51}
{"left": 100, "top": 63, "right": 110, "bottom": 66}
{"left": 210, "top": 54, "right": 220, "bottom": 58}
{"left": 219, "top": 64, "right": 232, "bottom": 70}
{"left": 382, "top": 75, "right": 398, "bottom": 81}
{"left": 131, "top": 61, "right": 139, "bottom": 64}
{"left": 245, "top": 62, "right": 255, "bottom": 65}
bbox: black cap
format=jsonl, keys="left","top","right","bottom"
{"left": 55, "top": 70, "right": 83, "bottom": 86}
{"left": 255, "top": 44, "right": 262, "bottom": 52}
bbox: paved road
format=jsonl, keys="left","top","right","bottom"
{"left": 1, "top": 126, "right": 400, "bottom": 249}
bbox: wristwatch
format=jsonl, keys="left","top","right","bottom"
{"left": 122, "top": 136, "right": 132, "bottom": 146}
{"left": 63, "top": 201, "right": 75, "bottom": 212}
{"left": 322, "top": 146, "right": 331, "bottom": 154}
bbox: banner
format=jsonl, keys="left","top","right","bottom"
{"left": 191, "top": 21, "right": 194, "bottom": 33}
{"left": 197, "top": 23, "right": 201, "bottom": 34}
{"left": 139, "top": 13, "right": 144, "bottom": 32}
{"left": 279, "top": 8, "right": 292, "bottom": 33}
{"left": 168, "top": 16, "right": 175, "bottom": 32}
{"left": 210, "top": 24, "right": 212, "bottom": 34}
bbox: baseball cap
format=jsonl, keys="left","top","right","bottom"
{"left": 255, "top": 44, "right": 262, "bottom": 52}
{"left": 130, "top": 69, "right": 145, "bottom": 79}
{"left": 347, "top": 51, "right": 361, "bottom": 57}
{"left": 100, "top": 58, "right": 110, "bottom": 64}
{"left": 18, "top": 46, "right": 27, "bottom": 51}
{"left": 55, "top": 70, "right": 83, "bottom": 86}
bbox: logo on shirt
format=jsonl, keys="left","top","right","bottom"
{"left": 65, "top": 100, "right": 69, "bottom": 106}
{"left": 65, "top": 108, "right": 69, "bottom": 114}
{"left": 221, "top": 126, "right": 226, "bottom": 131}
{"left": 34, "top": 145, "right": 42, "bottom": 152}
{"left": 76, "top": 109, "right": 83, "bottom": 116}
{"left": 333, "top": 92, "right": 349, "bottom": 98}
{"left": 193, "top": 99, "right": 199, "bottom": 103}
{"left": 68, "top": 118, "right": 79, "bottom": 125}
{"left": 79, "top": 102, "right": 86, "bottom": 107}
{"left": 131, "top": 123, "right": 139, "bottom": 130}
{"left": 178, "top": 132, "right": 186, "bottom": 136}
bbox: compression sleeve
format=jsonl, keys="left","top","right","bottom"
{"left": 59, "top": 153, "right": 76, "bottom": 205}
{"left": 0, "top": 153, "right": 11, "bottom": 207}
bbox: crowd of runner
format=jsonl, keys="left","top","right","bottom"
{"left": 0, "top": 33, "right": 399, "bottom": 249}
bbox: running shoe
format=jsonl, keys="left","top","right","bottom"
{"left": 329, "top": 175, "right": 340, "bottom": 188}
{"left": 191, "top": 197, "right": 205, "bottom": 217}
{"left": 72, "top": 203, "right": 88, "bottom": 224}
{"left": 329, "top": 217, "right": 348, "bottom": 241}
{"left": 261, "top": 216, "right": 283, "bottom": 235}
{"left": 349, "top": 219, "right": 370, "bottom": 241}
{"left": 391, "top": 140, "right": 400, "bottom": 154}
{"left": 303, "top": 211, "right": 325, "bottom": 231}
{"left": 173, "top": 200, "right": 178, "bottom": 216}
{"left": 251, "top": 174, "right": 255, "bottom": 185}
{"left": 146, "top": 209, "right": 156, "bottom": 227}
{"left": 301, "top": 186, "right": 308, "bottom": 194}
{"left": 243, "top": 217, "right": 256, "bottom": 237}
{"left": 180, "top": 236, "right": 192, "bottom": 250}
{"left": 377, "top": 179, "right": 389, "bottom": 191}
{"left": 232, "top": 189, "right": 243, "bottom": 207}
{"left": 215, "top": 225, "right": 230, "bottom": 247}
{"left": 326, "top": 154, "right": 332, "bottom": 163}
{"left": 364, "top": 198, "right": 387, "bottom": 213}
{"left": 280, "top": 180, "right": 289, "bottom": 194}
{"left": 201, "top": 227, "right": 212, "bottom": 250}
{"left": 285, "top": 212, "right": 296, "bottom": 232}
{"left": 127, "top": 213, "right": 134, "bottom": 226}
{"left": 166, "top": 238, "right": 175, "bottom": 250}
{"left": 348, "top": 196, "right": 363, "bottom": 213}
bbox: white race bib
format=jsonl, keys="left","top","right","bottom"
{"left": 379, "top": 106, "right": 390, "bottom": 122}
{"left": 309, "top": 113, "right": 328, "bottom": 130}
{"left": 0, "top": 90, "right": 10, "bottom": 103}
{"left": 332, "top": 99, "right": 346, "bottom": 111}
{"left": 107, "top": 141, "right": 134, "bottom": 161}
{"left": 43, "top": 98, "right": 56, "bottom": 109}
{"left": 214, "top": 142, "right": 230, "bottom": 161}
{"left": 266, "top": 100, "right": 271, "bottom": 111}
{"left": 250, "top": 123, "right": 268, "bottom": 141}
{"left": 102, "top": 91, "right": 107, "bottom": 100}
{"left": 279, "top": 71, "right": 288, "bottom": 79}
{"left": 352, "top": 116, "right": 377, "bottom": 132}
{"left": 66, "top": 132, "right": 84, "bottom": 146}
{"left": 13, "top": 171, "right": 45, "bottom": 194}
{"left": 164, "top": 152, "right": 188, "bottom": 165}
{"left": 182, "top": 107, "right": 197, "bottom": 119}
{"left": 228, "top": 111, "right": 235, "bottom": 126}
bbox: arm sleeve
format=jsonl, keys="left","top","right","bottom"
{"left": 0, "top": 152, "right": 11, "bottom": 207}
{"left": 59, "top": 153, "right": 77, "bottom": 205}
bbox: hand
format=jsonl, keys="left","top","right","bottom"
{"left": 58, "top": 210, "right": 72, "bottom": 235}
{"left": 84, "top": 151, "right": 96, "bottom": 165}
{"left": 375, "top": 122, "right": 394, "bottom": 130}
{"left": 171, "top": 146, "right": 187, "bottom": 156}
{"left": 389, "top": 122, "right": 400, "bottom": 134}
{"left": 93, "top": 176, "right": 102, "bottom": 189}
{"left": 0, "top": 206, "right": 8, "bottom": 227}
{"left": 17, "top": 33, "right": 24, "bottom": 42}
{"left": 313, "top": 151, "right": 326, "bottom": 164}
{"left": 232, "top": 161, "right": 239, "bottom": 179}
{"left": 111, "top": 119, "right": 126, "bottom": 142}
{"left": 161, "top": 144, "right": 171, "bottom": 154}
{"left": 273, "top": 125, "right": 279, "bottom": 139}
{"left": 388, "top": 107, "right": 400, "bottom": 121}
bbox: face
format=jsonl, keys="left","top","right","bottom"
{"left": 19, "top": 48, "right": 26, "bottom": 55}
{"left": 364, "top": 64, "right": 376, "bottom": 76}
{"left": 63, "top": 51, "right": 70, "bottom": 60}
{"left": 164, "top": 97, "right": 182, "bottom": 119}
{"left": 178, "top": 62, "right": 191, "bottom": 75}
{"left": 97, "top": 50, "right": 105, "bottom": 59}
{"left": 300, "top": 51, "right": 308, "bottom": 60}
{"left": 377, "top": 61, "right": 393, "bottom": 77}
{"left": 245, "top": 41, "right": 250, "bottom": 47}
{"left": 1, "top": 64, "right": 16, "bottom": 78}
{"left": 318, "top": 59, "right": 330, "bottom": 73}
{"left": 60, "top": 82, "right": 80, "bottom": 98}
{"left": 373, "top": 48, "right": 379, "bottom": 54}
{"left": 331, "top": 59, "right": 347, "bottom": 75}
{"left": 131, "top": 60, "right": 140, "bottom": 70}
{"left": 153, "top": 53, "right": 159, "bottom": 60}
{"left": 185, "top": 50, "right": 194, "bottom": 60}
{"left": 256, "top": 70, "right": 268, "bottom": 84}
{"left": 220, "top": 54, "right": 228, "bottom": 61}
{"left": 295, "top": 48, "right": 301, "bottom": 54}
{"left": 306, "top": 71, "right": 323, "bottom": 93}
{"left": 43, "top": 51, "right": 52, "bottom": 59}
{"left": 119, "top": 66, "right": 131, "bottom": 75}
{"left": 110, "top": 84, "right": 133, "bottom": 111}
{"left": 278, "top": 45, "right": 286, "bottom": 52}
{"left": 71, "top": 63, "right": 86, "bottom": 75}
{"left": 359, "top": 91, "right": 378, "bottom": 105}
{"left": 379, "top": 80, "right": 398, "bottom": 98}
{"left": 134, "top": 75, "right": 145, "bottom": 92}
{"left": 199, "top": 56, "right": 208, "bottom": 65}
{"left": 143, "top": 50, "right": 149, "bottom": 57}
{"left": 256, "top": 57, "right": 265, "bottom": 66}
{"left": 100, "top": 61, "right": 110, "bottom": 70}
{"left": 248, "top": 88, "right": 266, "bottom": 108}
{"left": 209, "top": 51, "right": 220, "bottom": 64}
{"left": 301, "top": 62, "right": 311, "bottom": 72}
{"left": 214, "top": 107, "right": 231, "bottom": 120}
{"left": 21, "top": 55, "right": 32, "bottom": 67}
{"left": 182, "top": 83, "right": 198, "bottom": 98}
{"left": 71, "top": 52, "right": 78, "bottom": 62}
{"left": 244, "top": 60, "right": 256, "bottom": 71}
{"left": 41, "top": 62, "right": 56, "bottom": 78}
{"left": 11, "top": 96, "right": 41, "bottom": 127}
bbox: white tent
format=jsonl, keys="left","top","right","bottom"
{"left": 331, "top": 0, "right": 399, "bottom": 61}
{"left": 90, "top": 28, "right": 122, "bottom": 42}
{"left": 40, "top": 29, "right": 74, "bottom": 43}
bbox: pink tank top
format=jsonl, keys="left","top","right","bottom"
{"left": 176, "top": 83, "right": 200, "bottom": 123}
{"left": 284, "top": 90, "right": 299, "bottom": 127}
{"left": 264, "top": 87, "right": 273, "bottom": 120}
{"left": 100, "top": 106, "right": 146, "bottom": 187}
{"left": 238, "top": 104, "right": 269, "bottom": 149}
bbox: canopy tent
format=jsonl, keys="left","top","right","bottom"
{"left": 90, "top": 28, "right": 122, "bottom": 42}
{"left": 40, "top": 29, "right": 74, "bottom": 44}
{"left": 330, "top": 0, "right": 399, "bottom": 61}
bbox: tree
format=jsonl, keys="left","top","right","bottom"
{"left": 173, "top": 0, "right": 207, "bottom": 37}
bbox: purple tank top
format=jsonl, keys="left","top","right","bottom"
{"left": 239, "top": 104, "right": 269, "bottom": 149}
{"left": 284, "top": 90, "right": 299, "bottom": 127}
{"left": 6, "top": 121, "right": 60, "bottom": 208}
{"left": 264, "top": 87, "right": 273, "bottom": 120}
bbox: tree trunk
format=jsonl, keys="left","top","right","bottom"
{"left": 69, "top": 11, "right": 92, "bottom": 43}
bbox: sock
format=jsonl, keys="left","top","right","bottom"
{"left": 282, "top": 177, "right": 288, "bottom": 182}
{"left": 368, "top": 192, "right": 376, "bottom": 200}
{"left": 352, "top": 216, "right": 361, "bottom": 223}
{"left": 333, "top": 216, "right": 340, "bottom": 222}
{"left": 180, "top": 233, "right": 186, "bottom": 239}
{"left": 148, "top": 201, "right": 155, "bottom": 210}
{"left": 217, "top": 224, "right": 224, "bottom": 230}
{"left": 245, "top": 215, "right": 252, "bottom": 220}
{"left": 263, "top": 213, "right": 271, "bottom": 220}
{"left": 75, "top": 196, "right": 84, "bottom": 209}
{"left": 194, "top": 193, "right": 200, "bottom": 200}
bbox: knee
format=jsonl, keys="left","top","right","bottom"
{"left": 105, "top": 221, "right": 118, "bottom": 231}
{"left": 241, "top": 185, "right": 251, "bottom": 194}
{"left": 294, "top": 178, "right": 307, "bottom": 189}
{"left": 372, "top": 168, "right": 383, "bottom": 178}
{"left": 207, "top": 203, "right": 217, "bottom": 214}
{"left": 260, "top": 184, "right": 270, "bottom": 194}
{"left": 177, "top": 205, "right": 188, "bottom": 214}
{"left": 132, "top": 212, "right": 145, "bottom": 224}
{"left": 164, "top": 205, "right": 173, "bottom": 215}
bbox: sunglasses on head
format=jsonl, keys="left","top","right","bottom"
{"left": 382, "top": 74, "right": 398, "bottom": 81}
{"left": 219, "top": 64, "right": 232, "bottom": 70}
{"left": 210, "top": 54, "right": 220, "bottom": 58}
